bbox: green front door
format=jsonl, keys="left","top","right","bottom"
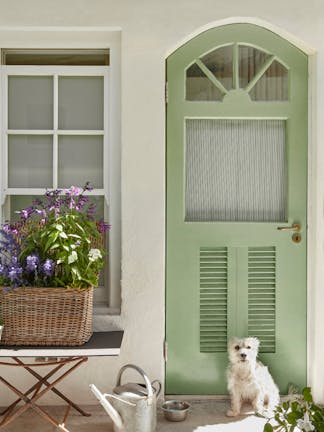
{"left": 166, "top": 24, "right": 308, "bottom": 394}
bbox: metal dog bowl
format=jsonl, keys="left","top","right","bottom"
{"left": 162, "top": 400, "right": 190, "bottom": 422}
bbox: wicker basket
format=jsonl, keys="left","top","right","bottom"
{"left": 0, "top": 286, "right": 93, "bottom": 346}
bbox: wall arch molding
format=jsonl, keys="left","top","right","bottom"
{"left": 166, "top": 17, "right": 316, "bottom": 58}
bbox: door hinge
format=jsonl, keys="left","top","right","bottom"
{"left": 164, "top": 340, "right": 168, "bottom": 362}
{"left": 165, "top": 82, "right": 168, "bottom": 104}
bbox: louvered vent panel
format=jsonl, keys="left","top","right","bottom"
{"left": 200, "top": 247, "right": 228, "bottom": 352}
{"left": 248, "top": 247, "right": 276, "bottom": 353}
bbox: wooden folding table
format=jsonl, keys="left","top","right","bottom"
{"left": 0, "top": 331, "right": 124, "bottom": 431}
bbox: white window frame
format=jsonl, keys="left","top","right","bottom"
{"left": 0, "top": 55, "right": 121, "bottom": 314}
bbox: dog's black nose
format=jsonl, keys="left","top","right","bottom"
{"left": 240, "top": 353, "right": 247, "bottom": 359}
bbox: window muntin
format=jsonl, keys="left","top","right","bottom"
{"left": 185, "top": 44, "right": 288, "bottom": 102}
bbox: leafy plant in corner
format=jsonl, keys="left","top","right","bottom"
{"left": 261, "top": 387, "right": 324, "bottom": 432}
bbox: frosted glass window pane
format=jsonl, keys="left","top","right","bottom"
{"left": 186, "top": 63, "right": 224, "bottom": 101}
{"left": 201, "top": 45, "right": 233, "bottom": 91}
{"left": 249, "top": 61, "right": 288, "bottom": 101}
{"left": 58, "top": 77, "right": 104, "bottom": 130}
{"left": 239, "top": 46, "right": 270, "bottom": 89}
{"left": 185, "top": 119, "right": 286, "bottom": 222}
{"left": 8, "top": 135, "right": 53, "bottom": 188}
{"left": 58, "top": 136, "right": 103, "bottom": 188}
{"left": 3, "top": 49, "right": 109, "bottom": 66}
{"left": 9, "top": 195, "right": 42, "bottom": 222}
{"left": 8, "top": 76, "right": 53, "bottom": 130}
{"left": 8, "top": 195, "right": 103, "bottom": 222}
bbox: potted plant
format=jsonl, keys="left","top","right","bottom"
{"left": 0, "top": 183, "right": 109, "bottom": 346}
{"left": 262, "top": 387, "right": 324, "bottom": 432}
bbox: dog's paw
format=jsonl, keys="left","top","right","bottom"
{"left": 226, "top": 409, "right": 239, "bottom": 417}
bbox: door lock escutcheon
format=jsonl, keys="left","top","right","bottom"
{"left": 292, "top": 233, "right": 302, "bottom": 243}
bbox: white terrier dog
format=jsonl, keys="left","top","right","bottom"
{"left": 226, "top": 337, "right": 279, "bottom": 417}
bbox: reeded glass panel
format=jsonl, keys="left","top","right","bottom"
{"left": 186, "top": 63, "right": 224, "bottom": 101}
{"left": 185, "top": 119, "right": 287, "bottom": 222}
{"left": 58, "top": 76, "right": 104, "bottom": 130}
{"left": 8, "top": 135, "right": 53, "bottom": 188}
{"left": 8, "top": 76, "right": 53, "bottom": 130}
{"left": 249, "top": 60, "right": 288, "bottom": 101}
{"left": 239, "top": 46, "right": 270, "bottom": 89}
{"left": 58, "top": 135, "right": 103, "bottom": 188}
{"left": 201, "top": 45, "right": 233, "bottom": 90}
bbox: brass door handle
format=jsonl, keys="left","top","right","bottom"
{"left": 277, "top": 223, "right": 301, "bottom": 232}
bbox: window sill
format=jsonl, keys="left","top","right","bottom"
{"left": 94, "top": 304, "right": 121, "bottom": 316}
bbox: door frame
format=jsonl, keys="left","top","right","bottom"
{"left": 164, "top": 17, "right": 317, "bottom": 394}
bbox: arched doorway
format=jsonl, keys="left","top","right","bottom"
{"left": 166, "top": 23, "right": 308, "bottom": 394}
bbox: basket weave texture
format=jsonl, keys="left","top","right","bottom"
{"left": 0, "top": 286, "right": 93, "bottom": 346}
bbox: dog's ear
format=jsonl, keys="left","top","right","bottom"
{"left": 247, "top": 337, "right": 260, "bottom": 351}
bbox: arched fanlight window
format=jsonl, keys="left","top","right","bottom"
{"left": 186, "top": 44, "right": 288, "bottom": 101}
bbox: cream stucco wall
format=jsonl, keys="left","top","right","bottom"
{"left": 0, "top": 0, "right": 324, "bottom": 406}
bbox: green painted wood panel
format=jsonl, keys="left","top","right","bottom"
{"left": 166, "top": 24, "right": 308, "bottom": 395}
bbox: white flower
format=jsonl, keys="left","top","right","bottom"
{"left": 88, "top": 248, "right": 102, "bottom": 262}
{"left": 297, "top": 412, "right": 315, "bottom": 432}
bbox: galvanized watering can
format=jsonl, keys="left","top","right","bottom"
{"left": 90, "top": 364, "right": 161, "bottom": 432}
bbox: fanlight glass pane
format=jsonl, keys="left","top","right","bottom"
{"left": 186, "top": 63, "right": 223, "bottom": 101}
{"left": 58, "top": 135, "right": 103, "bottom": 188}
{"left": 239, "top": 46, "right": 270, "bottom": 89}
{"left": 8, "top": 76, "right": 53, "bottom": 130}
{"left": 201, "top": 45, "right": 233, "bottom": 91}
{"left": 249, "top": 60, "right": 288, "bottom": 101}
{"left": 8, "top": 135, "right": 53, "bottom": 188}
{"left": 185, "top": 119, "right": 287, "bottom": 222}
{"left": 58, "top": 76, "right": 104, "bottom": 130}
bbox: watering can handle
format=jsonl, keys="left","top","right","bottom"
{"left": 151, "top": 380, "right": 162, "bottom": 398}
{"left": 116, "top": 364, "right": 154, "bottom": 401}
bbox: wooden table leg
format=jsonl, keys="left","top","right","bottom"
{"left": 0, "top": 361, "right": 67, "bottom": 416}
{"left": 0, "top": 356, "right": 90, "bottom": 431}
{"left": 13, "top": 357, "right": 91, "bottom": 417}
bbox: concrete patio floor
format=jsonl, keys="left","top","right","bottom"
{"left": 0, "top": 399, "right": 268, "bottom": 432}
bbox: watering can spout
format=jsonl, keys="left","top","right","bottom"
{"left": 90, "top": 384, "right": 124, "bottom": 430}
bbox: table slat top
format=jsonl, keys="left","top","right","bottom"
{"left": 0, "top": 331, "right": 123, "bottom": 357}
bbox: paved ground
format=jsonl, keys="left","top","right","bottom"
{"left": 0, "top": 399, "right": 268, "bottom": 432}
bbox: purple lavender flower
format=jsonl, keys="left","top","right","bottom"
{"left": 86, "top": 203, "right": 96, "bottom": 219}
{"left": 18, "top": 207, "right": 34, "bottom": 220}
{"left": 8, "top": 266, "right": 22, "bottom": 283}
{"left": 43, "top": 259, "right": 54, "bottom": 276}
{"left": 83, "top": 181, "right": 93, "bottom": 192}
{"left": 97, "top": 220, "right": 111, "bottom": 233}
{"left": 26, "top": 254, "right": 39, "bottom": 272}
{"left": 70, "top": 186, "right": 82, "bottom": 196}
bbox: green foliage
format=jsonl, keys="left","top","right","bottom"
{"left": 262, "top": 387, "right": 324, "bottom": 432}
{"left": 0, "top": 185, "right": 108, "bottom": 289}
{"left": 20, "top": 210, "right": 104, "bottom": 289}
